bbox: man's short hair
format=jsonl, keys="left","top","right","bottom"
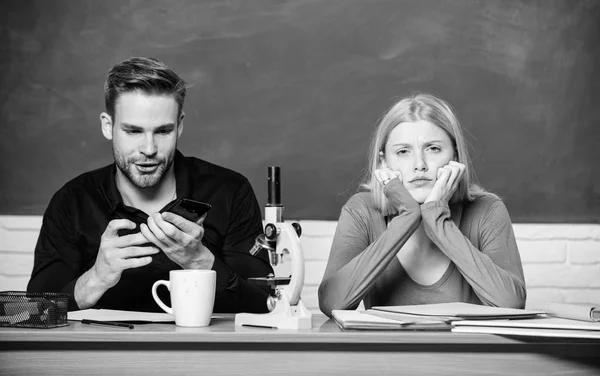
{"left": 104, "top": 57, "right": 187, "bottom": 121}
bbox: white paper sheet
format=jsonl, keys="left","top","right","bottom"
{"left": 68, "top": 309, "right": 174, "bottom": 322}
{"left": 452, "top": 325, "right": 600, "bottom": 339}
{"left": 373, "top": 302, "right": 543, "bottom": 319}
{"left": 453, "top": 317, "right": 600, "bottom": 331}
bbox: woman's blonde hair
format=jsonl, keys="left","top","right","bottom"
{"left": 361, "top": 93, "right": 497, "bottom": 216}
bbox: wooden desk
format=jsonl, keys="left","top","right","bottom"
{"left": 1, "top": 314, "right": 599, "bottom": 375}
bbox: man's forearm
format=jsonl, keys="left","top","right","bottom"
{"left": 73, "top": 267, "right": 111, "bottom": 310}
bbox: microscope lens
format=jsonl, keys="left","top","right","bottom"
{"left": 267, "top": 166, "right": 281, "bottom": 206}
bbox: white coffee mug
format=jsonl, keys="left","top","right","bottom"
{"left": 152, "top": 270, "right": 216, "bottom": 327}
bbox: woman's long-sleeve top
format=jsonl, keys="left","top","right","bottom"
{"left": 318, "top": 179, "right": 526, "bottom": 317}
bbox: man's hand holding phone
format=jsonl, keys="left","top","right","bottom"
{"left": 140, "top": 199, "right": 215, "bottom": 270}
{"left": 93, "top": 219, "right": 161, "bottom": 288}
{"left": 74, "top": 219, "right": 161, "bottom": 309}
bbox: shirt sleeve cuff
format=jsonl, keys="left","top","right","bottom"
{"left": 211, "top": 256, "right": 238, "bottom": 293}
{"left": 61, "top": 279, "right": 79, "bottom": 311}
{"left": 421, "top": 200, "right": 449, "bottom": 211}
{"left": 383, "top": 179, "right": 420, "bottom": 212}
{"left": 420, "top": 201, "right": 451, "bottom": 223}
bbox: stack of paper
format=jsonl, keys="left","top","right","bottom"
{"left": 371, "top": 302, "right": 544, "bottom": 320}
{"left": 452, "top": 317, "right": 600, "bottom": 339}
{"left": 332, "top": 303, "right": 600, "bottom": 338}
{"left": 544, "top": 302, "right": 600, "bottom": 322}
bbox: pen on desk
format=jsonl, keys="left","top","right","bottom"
{"left": 242, "top": 324, "right": 277, "bottom": 329}
{"left": 81, "top": 319, "right": 134, "bottom": 329}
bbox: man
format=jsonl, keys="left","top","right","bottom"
{"left": 27, "top": 57, "right": 273, "bottom": 313}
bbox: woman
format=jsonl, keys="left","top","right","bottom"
{"left": 318, "top": 93, "right": 526, "bottom": 317}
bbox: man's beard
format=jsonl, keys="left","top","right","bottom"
{"left": 113, "top": 148, "right": 174, "bottom": 189}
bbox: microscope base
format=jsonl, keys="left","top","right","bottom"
{"left": 235, "top": 298, "right": 312, "bottom": 330}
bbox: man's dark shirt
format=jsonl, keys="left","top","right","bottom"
{"left": 27, "top": 150, "right": 273, "bottom": 312}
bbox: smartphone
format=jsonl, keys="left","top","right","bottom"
{"left": 159, "top": 198, "right": 212, "bottom": 222}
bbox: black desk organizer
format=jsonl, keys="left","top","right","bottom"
{"left": 0, "top": 291, "right": 69, "bottom": 329}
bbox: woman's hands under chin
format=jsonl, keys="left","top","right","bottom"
{"left": 424, "top": 161, "right": 466, "bottom": 204}
{"left": 375, "top": 168, "right": 402, "bottom": 187}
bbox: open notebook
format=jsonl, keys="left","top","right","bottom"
{"left": 372, "top": 302, "right": 543, "bottom": 320}
{"left": 331, "top": 310, "right": 452, "bottom": 331}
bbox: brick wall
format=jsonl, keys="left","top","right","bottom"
{"left": 1, "top": 216, "right": 598, "bottom": 312}
{"left": 0, "top": 216, "right": 41, "bottom": 292}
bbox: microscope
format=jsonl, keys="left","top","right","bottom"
{"left": 234, "top": 167, "right": 312, "bottom": 330}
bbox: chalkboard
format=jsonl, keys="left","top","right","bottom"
{"left": 1, "top": 0, "right": 599, "bottom": 222}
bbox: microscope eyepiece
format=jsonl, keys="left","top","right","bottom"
{"left": 267, "top": 166, "right": 281, "bottom": 206}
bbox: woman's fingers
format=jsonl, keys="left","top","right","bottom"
{"left": 436, "top": 166, "right": 451, "bottom": 186}
{"left": 375, "top": 168, "right": 402, "bottom": 186}
{"left": 444, "top": 165, "right": 458, "bottom": 190}
{"left": 446, "top": 161, "right": 465, "bottom": 191}
{"left": 375, "top": 168, "right": 392, "bottom": 185}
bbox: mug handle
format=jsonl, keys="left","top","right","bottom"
{"left": 151, "top": 280, "right": 173, "bottom": 314}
